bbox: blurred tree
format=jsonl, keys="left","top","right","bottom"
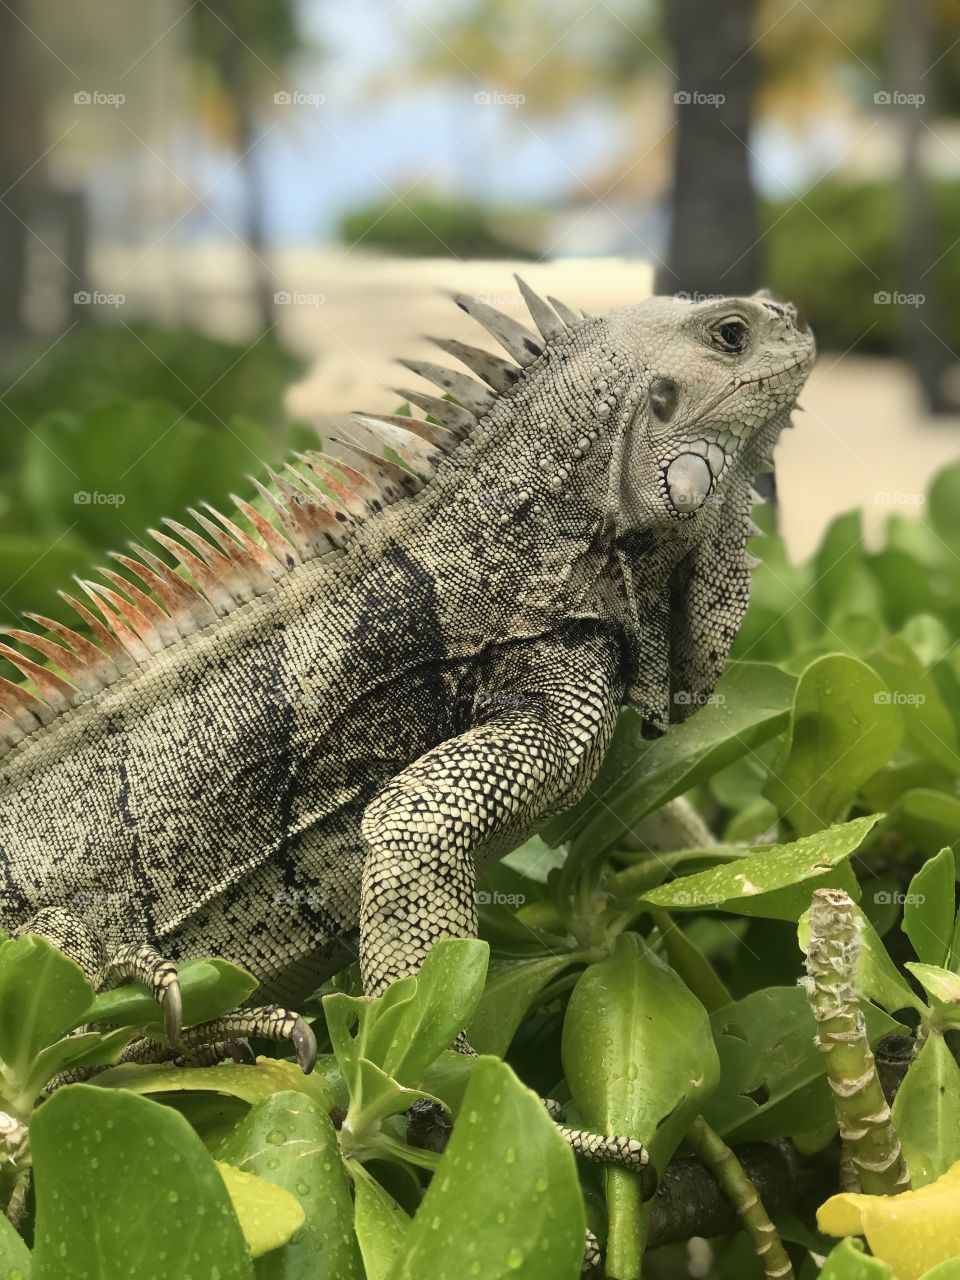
{"left": 891, "top": 0, "right": 955, "bottom": 412}
{"left": 0, "top": 0, "right": 42, "bottom": 342}
{"left": 656, "top": 0, "right": 759, "bottom": 297}
{"left": 190, "top": 0, "right": 305, "bottom": 331}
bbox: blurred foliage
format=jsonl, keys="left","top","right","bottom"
{"left": 339, "top": 196, "right": 538, "bottom": 259}
{"left": 762, "top": 181, "right": 960, "bottom": 354}
{"left": 0, "top": 324, "right": 306, "bottom": 627}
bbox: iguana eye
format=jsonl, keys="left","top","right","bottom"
{"left": 710, "top": 317, "right": 749, "bottom": 353}
{"left": 649, "top": 377, "right": 678, "bottom": 423}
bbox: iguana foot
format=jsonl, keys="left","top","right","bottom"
{"left": 544, "top": 1099, "right": 657, "bottom": 1198}
{"left": 177, "top": 1004, "right": 317, "bottom": 1073}
{"left": 117, "top": 1036, "right": 256, "bottom": 1068}
{"left": 98, "top": 943, "right": 182, "bottom": 1046}
{"left": 582, "top": 1230, "right": 602, "bottom": 1275}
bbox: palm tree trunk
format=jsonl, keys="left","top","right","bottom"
{"left": 656, "top": 0, "right": 759, "bottom": 299}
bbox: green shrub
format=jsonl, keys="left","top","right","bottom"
{"left": 763, "top": 179, "right": 960, "bottom": 352}
{"left": 339, "top": 195, "right": 538, "bottom": 258}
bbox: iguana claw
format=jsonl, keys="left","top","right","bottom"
{"left": 161, "top": 980, "right": 183, "bottom": 1047}
{"left": 290, "top": 1017, "right": 318, "bottom": 1074}
{"left": 176, "top": 1003, "right": 318, "bottom": 1073}
{"left": 98, "top": 943, "right": 182, "bottom": 1046}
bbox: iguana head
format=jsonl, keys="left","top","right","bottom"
{"left": 611, "top": 293, "right": 815, "bottom": 532}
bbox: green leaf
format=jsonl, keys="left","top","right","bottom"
{"left": 650, "top": 911, "right": 732, "bottom": 1011}
{"left": 368, "top": 939, "right": 489, "bottom": 1085}
{"left": 905, "top": 963, "right": 960, "bottom": 1020}
{"left": 764, "top": 654, "right": 903, "bottom": 835}
{"left": 820, "top": 1237, "right": 895, "bottom": 1279}
{"left": 886, "top": 790, "right": 960, "bottom": 856}
{"left": 0, "top": 936, "right": 94, "bottom": 1082}
{"left": 921, "top": 1262, "right": 960, "bottom": 1280}
{"left": 217, "top": 1090, "right": 361, "bottom": 1279}
{"left": 95, "top": 1056, "right": 333, "bottom": 1109}
{"left": 387, "top": 1058, "right": 585, "bottom": 1280}
{"left": 217, "top": 1162, "right": 305, "bottom": 1259}
{"left": 467, "top": 955, "right": 582, "bottom": 1057}
{"left": 867, "top": 637, "right": 960, "bottom": 773}
{"left": 903, "top": 849, "right": 957, "bottom": 967}
{"left": 704, "top": 985, "right": 904, "bottom": 1143}
{"left": 31, "top": 1084, "right": 253, "bottom": 1279}
{"left": 641, "top": 815, "right": 880, "bottom": 921}
{"left": 563, "top": 933, "right": 719, "bottom": 1169}
{"left": 20, "top": 1027, "right": 136, "bottom": 1107}
{"left": 0, "top": 1212, "right": 30, "bottom": 1278}
{"left": 546, "top": 661, "right": 795, "bottom": 854}
{"left": 352, "top": 1165, "right": 410, "bottom": 1280}
{"left": 81, "top": 957, "right": 258, "bottom": 1032}
{"left": 892, "top": 1033, "right": 960, "bottom": 1188}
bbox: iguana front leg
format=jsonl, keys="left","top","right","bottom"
{"left": 359, "top": 632, "right": 656, "bottom": 1191}
{"left": 359, "top": 633, "right": 620, "bottom": 994}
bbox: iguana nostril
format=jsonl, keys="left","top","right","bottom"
{"left": 666, "top": 453, "right": 712, "bottom": 512}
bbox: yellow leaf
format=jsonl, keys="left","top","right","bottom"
{"left": 818, "top": 1161, "right": 960, "bottom": 1280}
{"left": 217, "top": 1160, "right": 305, "bottom": 1258}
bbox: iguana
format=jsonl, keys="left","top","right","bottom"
{"left": 0, "top": 279, "right": 814, "bottom": 1179}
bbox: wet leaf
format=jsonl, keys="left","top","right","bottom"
{"left": 386, "top": 1057, "right": 584, "bottom": 1280}
{"left": 31, "top": 1084, "right": 252, "bottom": 1279}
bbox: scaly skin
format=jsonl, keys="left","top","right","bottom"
{"left": 0, "top": 284, "right": 814, "bottom": 1173}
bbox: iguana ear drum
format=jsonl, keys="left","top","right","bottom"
{"left": 665, "top": 453, "right": 712, "bottom": 514}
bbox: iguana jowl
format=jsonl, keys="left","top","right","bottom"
{"left": 0, "top": 280, "right": 814, "bottom": 1170}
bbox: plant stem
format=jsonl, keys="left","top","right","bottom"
{"left": 802, "top": 888, "right": 910, "bottom": 1195}
{"left": 686, "top": 1116, "right": 793, "bottom": 1280}
{"left": 604, "top": 1166, "right": 645, "bottom": 1279}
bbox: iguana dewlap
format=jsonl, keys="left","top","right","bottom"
{"left": 0, "top": 281, "right": 814, "bottom": 1077}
